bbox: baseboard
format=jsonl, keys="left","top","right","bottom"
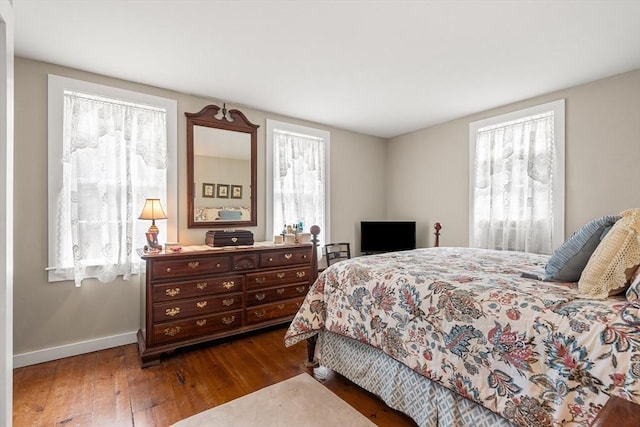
{"left": 13, "top": 331, "right": 138, "bottom": 368}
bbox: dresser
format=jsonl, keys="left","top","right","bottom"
{"left": 137, "top": 242, "right": 315, "bottom": 367}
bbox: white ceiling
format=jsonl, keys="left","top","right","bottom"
{"left": 13, "top": 0, "right": 640, "bottom": 139}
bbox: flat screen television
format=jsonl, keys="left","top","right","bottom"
{"left": 360, "top": 221, "right": 416, "bottom": 254}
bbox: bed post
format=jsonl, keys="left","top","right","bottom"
{"left": 434, "top": 222, "right": 441, "bottom": 247}
{"left": 305, "top": 225, "right": 321, "bottom": 367}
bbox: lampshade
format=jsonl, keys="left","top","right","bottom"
{"left": 138, "top": 199, "right": 167, "bottom": 221}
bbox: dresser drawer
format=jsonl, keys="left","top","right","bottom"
{"left": 259, "top": 248, "right": 311, "bottom": 268}
{"left": 247, "top": 284, "right": 308, "bottom": 307}
{"left": 246, "top": 298, "right": 304, "bottom": 325}
{"left": 153, "top": 293, "right": 243, "bottom": 321}
{"left": 152, "top": 310, "right": 242, "bottom": 345}
{"left": 246, "top": 267, "right": 310, "bottom": 290}
{"left": 153, "top": 275, "right": 243, "bottom": 302}
{"left": 151, "top": 256, "right": 230, "bottom": 279}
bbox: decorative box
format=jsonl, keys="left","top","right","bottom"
{"left": 206, "top": 230, "right": 254, "bottom": 247}
{"left": 164, "top": 242, "right": 183, "bottom": 253}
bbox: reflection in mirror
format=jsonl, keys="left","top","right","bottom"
{"left": 186, "top": 105, "right": 258, "bottom": 228}
{"left": 193, "top": 127, "right": 251, "bottom": 222}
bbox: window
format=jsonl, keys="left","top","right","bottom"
{"left": 48, "top": 75, "right": 177, "bottom": 286}
{"left": 469, "top": 100, "right": 565, "bottom": 254}
{"left": 266, "top": 119, "right": 330, "bottom": 249}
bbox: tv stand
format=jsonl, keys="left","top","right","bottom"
{"left": 362, "top": 250, "right": 398, "bottom": 256}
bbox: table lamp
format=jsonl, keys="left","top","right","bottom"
{"left": 139, "top": 198, "right": 167, "bottom": 250}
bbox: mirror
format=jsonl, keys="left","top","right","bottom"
{"left": 186, "top": 105, "right": 258, "bottom": 228}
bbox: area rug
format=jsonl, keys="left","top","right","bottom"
{"left": 171, "top": 373, "right": 376, "bottom": 426}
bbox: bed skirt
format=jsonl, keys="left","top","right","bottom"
{"left": 318, "top": 330, "right": 517, "bottom": 427}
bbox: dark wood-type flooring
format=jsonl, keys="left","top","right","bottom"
{"left": 13, "top": 326, "right": 417, "bottom": 426}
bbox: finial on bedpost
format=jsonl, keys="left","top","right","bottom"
{"left": 434, "top": 222, "right": 441, "bottom": 247}
{"left": 310, "top": 225, "right": 320, "bottom": 242}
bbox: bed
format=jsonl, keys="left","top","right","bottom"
{"left": 193, "top": 206, "right": 251, "bottom": 222}
{"left": 285, "top": 211, "right": 640, "bottom": 427}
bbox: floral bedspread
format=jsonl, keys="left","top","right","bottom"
{"left": 284, "top": 247, "right": 640, "bottom": 427}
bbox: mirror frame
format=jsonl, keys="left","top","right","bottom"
{"left": 186, "top": 105, "right": 259, "bottom": 228}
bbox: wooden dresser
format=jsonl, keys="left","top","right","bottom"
{"left": 137, "top": 242, "right": 315, "bottom": 367}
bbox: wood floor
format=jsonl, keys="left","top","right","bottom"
{"left": 13, "top": 326, "right": 417, "bottom": 426}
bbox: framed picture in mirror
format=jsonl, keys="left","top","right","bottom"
{"left": 202, "top": 183, "right": 215, "bottom": 198}
{"left": 231, "top": 185, "right": 243, "bottom": 199}
{"left": 217, "top": 184, "right": 229, "bottom": 198}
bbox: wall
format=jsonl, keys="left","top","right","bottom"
{"left": 0, "top": 0, "right": 13, "bottom": 424}
{"left": 387, "top": 69, "right": 640, "bottom": 248}
{"left": 13, "top": 57, "right": 387, "bottom": 363}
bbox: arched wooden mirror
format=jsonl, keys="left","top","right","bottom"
{"left": 186, "top": 105, "right": 258, "bottom": 228}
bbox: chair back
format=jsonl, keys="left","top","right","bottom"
{"left": 324, "top": 242, "right": 351, "bottom": 267}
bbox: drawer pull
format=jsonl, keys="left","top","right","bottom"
{"left": 277, "top": 304, "right": 285, "bottom": 310}
{"left": 255, "top": 292, "right": 266, "bottom": 301}
{"left": 188, "top": 261, "right": 200, "bottom": 269}
{"left": 222, "top": 315, "right": 235, "bottom": 324}
{"left": 255, "top": 277, "right": 266, "bottom": 284}
{"left": 253, "top": 310, "right": 266, "bottom": 319}
{"left": 196, "top": 301, "right": 208, "bottom": 309}
{"left": 165, "top": 307, "right": 180, "bottom": 317}
{"left": 216, "top": 263, "right": 221, "bottom": 268}
{"left": 222, "top": 298, "right": 235, "bottom": 306}
{"left": 164, "top": 327, "right": 181, "bottom": 337}
{"left": 166, "top": 267, "right": 172, "bottom": 273}
{"left": 296, "top": 271, "right": 306, "bottom": 278}
{"left": 196, "top": 282, "right": 208, "bottom": 290}
{"left": 277, "top": 288, "right": 285, "bottom": 294}
{"left": 296, "top": 286, "right": 306, "bottom": 293}
{"left": 222, "top": 281, "right": 235, "bottom": 289}
{"left": 196, "top": 319, "right": 207, "bottom": 327}
{"left": 165, "top": 288, "right": 180, "bottom": 297}
{"left": 268, "top": 257, "right": 273, "bottom": 262}
{"left": 231, "top": 237, "right": 238, "bottom": 243}
{"left": 302, "top": 255, "right": 307, "bottom": 259}
{"left": 285, "top": 253, "right": 293, "bottom": 259}
{"left": 277, "top": 272, "right": 285, "bottom": 278}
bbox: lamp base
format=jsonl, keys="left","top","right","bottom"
{"left": 145, "top": 231, "right": 161, "bottom": 250}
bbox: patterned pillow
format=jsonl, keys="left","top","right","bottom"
{"left": 578, "top": 209, "right": 640, "bottom": 299}
{"left": 626, "top": 267, "right": 640, "bottom": 301}
{"left": 544, "top": 215, "right": 620, "bottom": 282}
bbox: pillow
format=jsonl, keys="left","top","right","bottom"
{"left": 578, "top": 208, "right": 640, "bottom": 299}
{"left": 218, "top": 210, "right": 242, "bottom": 220}
{"left": 544, "top": 215, "right": 620, "bottom": 282}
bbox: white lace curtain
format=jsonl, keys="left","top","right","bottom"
{"left": 471, "top": 112, "right": 555, "bottom": 254}
{"left": 272, "top": 129, "right": 325, "bottom": 246}
{"left": 56, "top": 91, "right": 167, "bottom": 286}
